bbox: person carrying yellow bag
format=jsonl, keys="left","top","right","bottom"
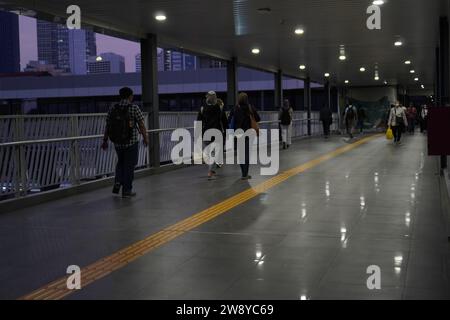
{"left": 386, "top": 127, "right": 394, "bottom": 140}
{"left": 387, "top": 102, "right": 408, "bottom": 145}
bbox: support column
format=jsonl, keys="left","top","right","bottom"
{"left": 440, "top": 17, "right": 449, "bottom": 106}
{"left": 435, "top": 47, "right": 440, "bottom": 107}
{"left": 140, "top": 34, "right": 160, "bottom": 168}
{"left": 304, "top": 77, "right": 312, "bottom": 136}
{"left": 439, "top": 17, "right": 449, "bottom": 170}
{"left": 324, "top": 81, "right": 331, "bottom": 110}
{"left": 274, "top": 70, "right": 283, "bottom": 109}
{"left": 227, "top": 57, "right": 238, "bottom": 108}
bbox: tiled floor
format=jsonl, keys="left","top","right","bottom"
{"left": 1, "top": 133, "right": 449, "bottom": 300}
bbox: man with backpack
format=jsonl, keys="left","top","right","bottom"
{"left": 102, "top": 87, "right": 148, "bottom": 198}
{"left": 279, "top": 99, "right": 294, "bottom": 149}
{"left": 197, "top": 91, "right": 228, "bottom": 180}
{"left": 344, "top": 104, "right": 358, "bottom": 139}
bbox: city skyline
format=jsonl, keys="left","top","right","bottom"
{"left": 18, "top": 15, "right": 140, "bottom": 73}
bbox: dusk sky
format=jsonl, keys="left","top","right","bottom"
{"left": 18, "top": 15, "right": 140, "bottom": 72}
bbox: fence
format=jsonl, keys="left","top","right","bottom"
{"left": 0, "top": 111, "right": 338, "bottom": 200}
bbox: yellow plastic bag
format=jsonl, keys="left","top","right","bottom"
{"left": 386, "top": 127, "right": 394, "bottom": 140}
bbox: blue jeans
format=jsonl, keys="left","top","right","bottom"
{"left": 115, "top": 143, "right": 139, "bottom": 192}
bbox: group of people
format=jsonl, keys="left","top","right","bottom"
{"left": 197, "top": 90, "right": 260, "bottom": 180}
{"left": 386, "top": 102, "right": 429, "bottom": 145}
{"left": 101, "top": 86, "right": 430, "bottom": 197}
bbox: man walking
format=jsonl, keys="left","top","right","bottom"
{"left": 319, "top": 104, "right": 333, "bottom": 139}
{"left": 102, "top": 87, "right": 148, "bottom": 198}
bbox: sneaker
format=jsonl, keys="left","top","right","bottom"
{"left": 112, "top": 183, "right": 121, "bottom": 194}
{"left": 241, "top": 175, "right": 252, "bottom": 180}
{"left": 122, "top": 191, "right": 137, "bottom": 198}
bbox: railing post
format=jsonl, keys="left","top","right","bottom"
{"left": 13, "top": 117, "right": 27, "bottom": 197}
{"left": 70, "top": 116, "right": 81, "bottom": 185}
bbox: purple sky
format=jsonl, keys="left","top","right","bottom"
{"left": 18, "top": 15, "right": 140, "bottom": 72}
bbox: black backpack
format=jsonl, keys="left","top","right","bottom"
{"left": 108, "top": 104, "right": 132, "bottom": 144}
{"left": 346, "top": 106, "right": 356, "bottom": 120}
{"left": 280, "top": 109, "right": 292, "bottom": 125}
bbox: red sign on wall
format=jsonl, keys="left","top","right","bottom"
{"left": 428, "top": 107, "right": 450, "bottom": 155}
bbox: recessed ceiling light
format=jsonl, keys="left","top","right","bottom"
{"left": 394, "top": 41, "right": 403, "bottom": 46}
{"left": 373, "top": 0, "right": 384, "bottom": 5}
{"left": 324, "top": 73, "right": 330, "bottom": 77}
{"left": 295, "top": 28, "right": 304, "bottom": 35}
{"left": 251, "top": 48, "right": 260, "bottom": 54}
{"left": 360, "top": 67, "right": 366, "bottom": 72}
{"left": 339, "top": 55, "right": 346, "bottom": 61}
{"left": 345, "top": 80, "right": 349, "bottom": 84}
{"left": 299, "top": 65, "right": 306, "bottom": 70}
{"left": 404, "top": 60, "right": 411, "bottom": 65}
{"left": 414, "top": 77, "right": 419, "bottom": 81}
{"left": 374, "top": 76, "right": 380, "bottom": 81}
{"left": 384, "top": 80, "right": 388, "bottom": 85}
{"left": 95, "top": 56, "right": 102, "bottom": 62}
{"left": 410, "top": 70, "right": 415, "bottom": 74}
{"left": 155, "top": 14, "right": 167, "bottom": 21}
{"left": 421, "top": 84, "right": 425, "bottom": 89}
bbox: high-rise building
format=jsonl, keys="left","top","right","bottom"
{"left": 37, "top": 20, "right": 96, "bottom": 74}
{"left": 87, "top": 52, "right": 125, "bottom": 74}
{"left": 135, "top": 53, "right": 141, "bottom": 72}
{"left": 0, "top": 11, "right": 20, "bottom": 73}
{"left": 162, "top": 50, "right": 198, "bottom": 71}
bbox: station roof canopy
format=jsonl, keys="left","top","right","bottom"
{"left": 2, "top": 0, "right": 448, "bottom": 88}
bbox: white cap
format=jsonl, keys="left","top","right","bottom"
{"left": 206, "top": 90, "right": 216, "bottom": 97}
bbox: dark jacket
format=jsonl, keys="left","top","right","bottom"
{"left": 197, "top": 103, "right": 228, "bottom": 134}
{"left": 230, "top": 104, "right": 261, "bottom": 131}
{"left": 320, "top": 107, "right": 333, "bottom": 123}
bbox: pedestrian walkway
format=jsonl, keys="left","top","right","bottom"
{"left": 0, "top": 133, "right": 448, "bottom": 300}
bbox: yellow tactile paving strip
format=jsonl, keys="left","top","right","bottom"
{"left": 20, "top": 134, "right": 382, "bottom": 300}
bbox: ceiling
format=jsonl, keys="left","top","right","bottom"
{"left": 2, "top": 0, "right": 449, "bottom": 89}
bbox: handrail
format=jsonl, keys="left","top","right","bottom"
{"left": 0, "top": 118, "right": 319, "bottom": 148}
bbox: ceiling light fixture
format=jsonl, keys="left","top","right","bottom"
{"left": 373, "top": 0, "right": 384, "bottom": 5}
{"left": 360, "top": 67, "right": 366, "bottom": 72}
{"left": 414, "top": 77, "right": 419, "bottom": 81}
{"left": 410, "top": 70, "right": 415, "bottom": 74}
{"left": 345, "top": 80, "right": 349, "bottom": 84}
{"left": 295, "top": 28, "right": 304, "bottom": 35}
{"left": 339, "top": 45, "right": 346, "bottom": 61}
{"left": 251, "top": 48, "right": 260, "bottom": 54}
{"left": 155, "top": 14, "right": 167, "bottom": 21}
{"left": 404, "top": 60, "right": 411, "bottom": 65}
{"left": 394, "top": 41, "right": 403, "bottom": 47}
{"left": 299, "top": 65, "right": 306, "bottom": 70}
{"left": 324, "top": 73, "right": 330, "bottom": 77}
{"left": 421, "top": 84, "right": 425, "bottom": 89}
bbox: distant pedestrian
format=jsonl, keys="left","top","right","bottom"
{"left": 406, "top": 104, "right": 417, "bottom": 134}
{"left": 231, "top": 92, "right": 261, "bottom": 180}
{"left": 319, "top": 105, "right": 333, "bottom": 139}
{"left": 344, "top": 104, "right": 358, "bottom": 139}
{"left": 102, "top": 87, "right": 148, "bottom": 198}
{"left": 279, "top": 99, "right": 294, "bottom": 149}
{"left": 357, "top": 107, "right": 366, "bottom": 133}
{"left": 419, "top": 105, "right": 428, "bottom": 133}
{"left": 197, "top": 91, "right": 228, "bottom": 180}
{"left": 388, "top": 101, "right": 408, "bottom": 145}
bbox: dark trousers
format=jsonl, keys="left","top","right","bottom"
{"left": 322, "top": 121, "right": 331, "bottom": 136}
{"left": 392, "top": 125, "right": 402, "bottom": 142}
{"left": 239, "top": 138, "right": 250, "bottom": 177}
{"left": 115, "top": 143, "right": 139, "bottom": 192}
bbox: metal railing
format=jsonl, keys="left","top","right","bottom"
{"left": 0, "top": 111, "right": 338, "bottom": 200}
